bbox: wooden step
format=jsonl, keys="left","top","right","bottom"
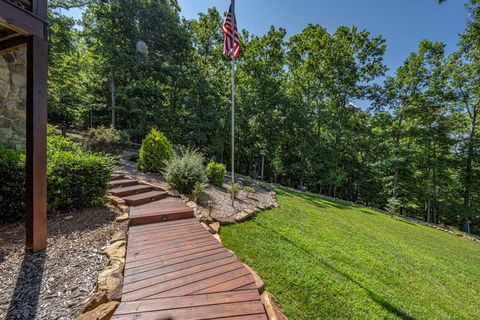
{"left": 110, "top": 184, "right": 153, "bottom": 198}
{"left": 129, "top": 197, "right": 194, "bottom": 226}
{"left": 123, "top": 191, "right": 169, "bottom": 207}
{"left": 110, "top": 179, "right": 138, "bottom": 188}
{"left": 111, "top": 174, "right": 125, "bottom": 181}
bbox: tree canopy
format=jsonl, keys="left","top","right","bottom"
{"left": 46, "top": 0, "right": 480, "bottom": 233}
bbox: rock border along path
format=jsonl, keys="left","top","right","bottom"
{"left": 106, "top": 172, "right": 268, "bottom": 320}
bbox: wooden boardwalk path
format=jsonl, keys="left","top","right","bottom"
{"left": 108, "top": 174, "right": 268, "bottom": 319}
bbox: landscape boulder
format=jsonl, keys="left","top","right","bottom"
{"left": 77, "top": 301, "right": 119, "bottom": 320}
{"left": 261, "top": 292, "right": 288, "bottom": 320}
{"left": 209, "top": 222, "right": 221, "bottom": 233}
{"left": 97, "top": 257, "right": 125, "bottom": 301}
{"left": 103, "top": 240, "right": 126, "bottom": 260}
{"left": 242, "top": 263, "right": 265, "bottom": 293}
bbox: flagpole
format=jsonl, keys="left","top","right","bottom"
{"left": 230, "top": 0, "right": 236, "bottom": 207}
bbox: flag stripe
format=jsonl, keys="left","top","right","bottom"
{"left": 222, "top": 6, "right": 240, "bottom": 60}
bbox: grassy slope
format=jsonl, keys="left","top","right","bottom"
{"left": 220, "top": 189, "right": 480, "bottom": 320}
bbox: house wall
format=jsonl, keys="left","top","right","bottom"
{"left": 0, "top": 47, "right": 27, "bottom": 149}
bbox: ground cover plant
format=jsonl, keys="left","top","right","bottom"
{"left": 220, "top": 189, "right": 480, "bottom": 320}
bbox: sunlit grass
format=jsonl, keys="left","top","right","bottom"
{"left": 220, "top": 189, "right": 480, "bottom": 319}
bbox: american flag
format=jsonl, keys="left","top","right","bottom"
{"left": 222, "top": 3, "right": 240, "bottom": 60}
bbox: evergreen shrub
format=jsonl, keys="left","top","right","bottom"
{"left": 205, "top": 161, "right": 226, "bottom": 187}
{"left": 137, "top": 128, "right": 173, "bottom": 173}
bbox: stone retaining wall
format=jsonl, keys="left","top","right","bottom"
{"left": 0, "top": 47, "right": 27, "bottom": 149}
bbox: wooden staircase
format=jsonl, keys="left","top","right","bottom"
{"left": 108, "top": 172, "right": 268, "bottom": 320}
{"left": 108, "top": 176, "right": 194, "bottom": 225}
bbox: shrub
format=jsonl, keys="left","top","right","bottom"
{"left": 163, "top": 146, "right": 207, "bottom": 194}
{"left": 205, "top": 161, "right": 226, "bottom": 187}
{"left": 85, "top": 126, "right": 129, "bottom": 155}
{"left": 0, "top": 145, "right": 25, "bottom": 222}
{"left": 193, "top": 182, "right": 208, "bottom": 204}
{"left": 137, "top": 128, "right": 173, "bottom": 173}
{"left": 0, "top": 133, "right": 114, "bottom": 220}
{"left": 47, "top": 145, "right": 114, "bottom": 212}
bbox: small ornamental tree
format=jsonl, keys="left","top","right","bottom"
{"left": 137, "top": 128, "right": 174, "bottom": 173}
{"left": 205, "top": 161, "right": 226, "bottom": 187}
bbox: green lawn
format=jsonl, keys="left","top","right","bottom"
{"left": 220, "top": 189, "right": 480, "bottom": 320}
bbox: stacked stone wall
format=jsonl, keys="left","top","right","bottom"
{"left": 0, "top": 47, "right": 27, "bottom": 149}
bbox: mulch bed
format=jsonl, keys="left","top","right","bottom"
{"left": 0, "top": 206, "right": 127, "bottom": 320}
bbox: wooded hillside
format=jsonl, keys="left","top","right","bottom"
{"left": 47, "top": 0, "right": 480, "bottom": 233}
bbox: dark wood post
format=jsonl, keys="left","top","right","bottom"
{"left": 25, "top": 35, "right": 48, "bottom": 252}
{"left": 25, "top": 0, "right": 48, "bottom": 252}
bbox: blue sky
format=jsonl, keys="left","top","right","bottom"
{"left": 64, "top": 1, "right": 468, "bottom": 108}
{"left": 177, "top": 0, "right": 468, "bottom": 74}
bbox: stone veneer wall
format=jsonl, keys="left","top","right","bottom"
{"left": 0, "top": 47, "right": 27, "bottom": 150}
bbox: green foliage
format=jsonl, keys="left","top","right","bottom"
{"left": 205, "top": 161, "right": 226, "bottom": 187}
{"left": 47, "top": 136, "right": 114, "bottom": 212}
{"left": 47, "top": 152, "right": 113, "bottom": 211}
{"left": 227, "top": 183, "right": 242, "bottom": 199}
{"left": 0, "top": 145, "right": 25, "bottom": 222}
{"left": 47, "top": 2, "right": 480, "bottom": 232}
{"left": 137, "top": 129, "right": 173, "bottom": 173}
{"left": 0, "top": 134, "right": 113, "bottom": 220}
{"left": 221, "top": 190, "right": 480, "bottom": 319}
{"left": 85, "top": 126, "right": 129, "bottom": 155}
{"left": 163, "top": 146, "right": 207, "bottom": 194}
{"left": 192, "top": 182, "right": 208, "bottom": 204}
{"left": 243, "top": 186, "right": 256, "bottom": 195}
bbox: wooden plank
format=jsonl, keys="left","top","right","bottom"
{"left": 123, "top": 191, "right": 168, "bottom": 206}
{"left": 123, "top": 256, "right": 239, "bottom": 294}
{"left": 112, "top": 300, "right": 266, "bottom": 320}
{"left": 115, "top": 290, "right": 261, "bottom": 315}
{"left": 127, "top": 235, "right": 215, "bottom": 255}
{"left": 128, "top": 219, "right": 199, "bottom": 234}
{"left": 124, "top": 247, "right": 228, "bottom": 275}
{"left": 123, "top": 262, "right": 244, "bottom": 301}
{"left": 109, "top": 179, "right": 138, "bottom": 188}
{"left": 148, "top": 266, "right": 251, "bottom": 299}
{"left": 127, "top": 240, "right": 222, "bottom": 262}
{"left": 125, "top": 243, "right": 223, "bottom": 270}
{"left": 129, "top": 210, "right": 194, "bottom": 225}
{"left": 127, "top": 238, "right": 218, "bottom": 260}
{"left": 123, "top": 251, "right": 234, "bottom": 285}
{"left": 127, "top": 228, "right": 207, "bottom": 246}
{"left": 129, "top": 218, "right": 197, "bottom": 230}
{"left": 109, "top": 184, "right": 152, "bottom": 197}
{"left": 0, "top": 34, "right": 27, "bottom": 55}
{"left": 25, "top": 35, "right": 47, "bottom": 252}
{"left": 0, "top": 0, "right": 46, "bottom": 39}
{"left": 127, "top": 228, "right": 206, "bottom": 245}
{"left": 126, "top": 234, "right": 215, "bottom": 253}
{"left": 194, "top": 274, "right": 256, "bottom": 294}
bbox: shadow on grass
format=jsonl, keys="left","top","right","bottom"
{"left": 278, "top": 189, "right": 378, "bottom": 216}
{"left": 6, "top": 251, "right": 46, "bottom": 320}
{"left": 254, "top": 219, "right": 415, "bottom": 320}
